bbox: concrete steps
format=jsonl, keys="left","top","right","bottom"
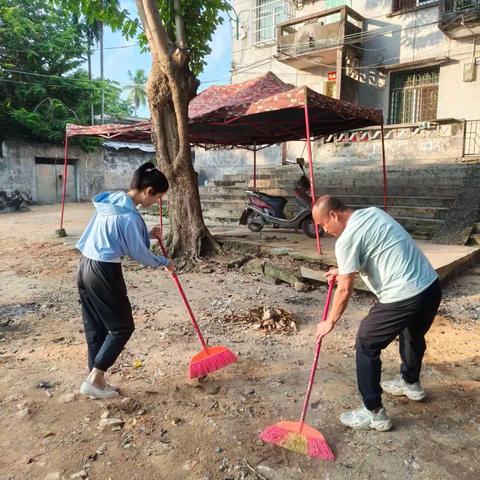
{"left": 198, "top": 163, "right": 473, "bottom": 239}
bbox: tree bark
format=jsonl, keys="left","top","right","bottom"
{"left": 136, "top": 0, "right": 221, "bottom": 260}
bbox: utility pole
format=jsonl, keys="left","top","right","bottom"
{"left": 87, "top": 31, "right": 94, "bottom": 125}
{"left": 100, "top": 21, "right": 104, "bottom": 124}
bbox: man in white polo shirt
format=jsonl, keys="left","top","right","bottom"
{"left": 312, "top": 195, "right": 441, "bottom": 431}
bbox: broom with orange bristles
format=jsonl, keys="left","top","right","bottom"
{"left": 260, "top": 279, "right": 336, "bottom": 460}
{"left": 156, "top": 237, "right": 237, "bottom": 378}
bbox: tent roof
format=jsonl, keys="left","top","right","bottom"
{"left": 66, "top": 72, "right": 383, "bottom": 147}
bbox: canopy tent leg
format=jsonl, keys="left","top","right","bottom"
{"left": 304, "top": 104, "right": 322, "bottom": 255}
{"left": 381, "top": 124, "right": 387, "bottom": 211}
{"left": 253, "top": 141, "right": 257, "bottom": 189}
{"left": 158, "top": 197, "right": 163, "bottom": 237}
{"left": 56, "top": 133, "right": 69, "bottom": 238}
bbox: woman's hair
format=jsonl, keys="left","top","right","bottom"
{"left": 130, "top": 162, "right": 169, "bottom": 194}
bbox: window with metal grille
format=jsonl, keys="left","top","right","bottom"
{"left": 389, "top": 68, "right": 439, "bottom": 124}
{"left": 392, "top": 0, "right": 437, "bottom": 12}
{"left": 251, "top": 0, "right": 292, "bottom": 45}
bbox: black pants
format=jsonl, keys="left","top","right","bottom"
{"left": 77, "top": 256, "right": 134, "bottom": 372}
{"left": 356, "top": 279, "right": 442, "bottom": 411}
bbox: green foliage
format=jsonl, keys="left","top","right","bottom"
{"left": 125, "top": 69, "right": 147, "bottom": 116}
{"left": 0, "top": 0, "right": 131, "bottom": 146}
{"left": 51, "top": 0, "right": 230, "bottom": 76}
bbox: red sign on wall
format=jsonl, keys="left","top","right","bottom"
{"left": 328, "top": 71, "right": 336, "bottom": 81}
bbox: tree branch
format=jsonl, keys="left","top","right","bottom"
{"left": 136, "top": 0, "right": 171, "bottom": 61}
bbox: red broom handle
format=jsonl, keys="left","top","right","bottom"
{"left": 299, "top": 279, "right": 335, "bottom": 428}
{"left": 156, "top": 238, "right": 209, "bottom": 353}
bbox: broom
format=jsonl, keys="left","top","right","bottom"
{"left": 260, "top": 279, "right": 336, "bottom": 460}
{"left": 156, "top": 237, "right": 237, "bottom": 378}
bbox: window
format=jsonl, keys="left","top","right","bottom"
{"left": 392, "top": 0, "right": 437, "bottom": 13}
{"left": 389, "top": 68, "right": 439, "bottom": 124}
{"left": 251, "top": 0, "right": 292, "bottom": 45}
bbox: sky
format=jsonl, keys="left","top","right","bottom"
{"left": 87, "top": 1, "right": 233, "bottom": 118}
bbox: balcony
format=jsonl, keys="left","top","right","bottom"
{"left": 276, "top": 6, "right": 364, "bottom": 70}
{"left": 439, "top": 0, "right": 480, "bottom": 38}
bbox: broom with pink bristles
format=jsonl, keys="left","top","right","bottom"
{"left": 260, "top": 279, "right": 336, "bottom": 460}
{"left": 156, "top": 237, "right": 237, "bottom": 378}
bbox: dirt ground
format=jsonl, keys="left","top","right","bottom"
{"left": 0, "top": 205, "right": 479, "bottom": 480}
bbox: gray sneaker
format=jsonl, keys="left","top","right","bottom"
{"left": 382, "top": 376, "right": 426, "bottom": 401}
{"left": 340, "top": 406, "right": 392, "bottom": 431}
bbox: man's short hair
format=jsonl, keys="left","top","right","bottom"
{"left": 314, "top": 195, "right": 348, "bottom": 213}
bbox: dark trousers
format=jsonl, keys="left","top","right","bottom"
{"left": 77, "top": 255, "right": 134, "bottom": 372}
{"left": 356, "top": 279, "right": 442, "bottom": 411}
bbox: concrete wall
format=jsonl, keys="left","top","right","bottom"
{"left": 0, "top": 141, "right": 155, "bottom": 212}
{"left": 194, "top": 144, "right": 282, "bottom": 184}
{"left": 0, "top": 141, "right": 101, "bottom": 211}
{"left": 103, "top": 147, "right": 155, "bottom": 191}
{"left": 313, "top": 119, "right": 466, "bottom": 166}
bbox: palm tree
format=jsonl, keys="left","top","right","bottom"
{"left": 124, "top": 69, "right": 147, "bottom": 117}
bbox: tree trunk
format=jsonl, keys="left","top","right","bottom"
{"left": 146, "top": 61, "right": 220, "bottom": 260}
{"left": 136, "top": 0, "right": 220, "bottom": 261}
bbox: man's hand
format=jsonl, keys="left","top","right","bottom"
{"left": 325, "top": 268, "right": 339, "bottom": 283}
{"left": 315, "top": 320, "right": 334, "bottom": 343}
{"left": 149, "top": 226, "right": 162, "bottom": 239}
{"left": 164, "top": 261, "right": 175, "bottom": 274}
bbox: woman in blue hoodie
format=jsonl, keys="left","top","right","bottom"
{"left": 76, "top": 162, "right": 173, "bottom": 399}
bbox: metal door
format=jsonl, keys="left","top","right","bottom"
{"left": 35, "top": 159, "right": 77, "bottom": 204}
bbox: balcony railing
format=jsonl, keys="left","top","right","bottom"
{"left": 276, "top": 6, "right": 363, "bottom": 68}
{"left": 439, "top": 0, "right": 480, "bottom": 37}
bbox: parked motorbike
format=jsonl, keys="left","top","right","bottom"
{"left": 239, "top": 159, "right": 324, "bottom": 239}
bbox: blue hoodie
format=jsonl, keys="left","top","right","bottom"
{"left": 76, "top": 191, "right": 168, "bottom": 268}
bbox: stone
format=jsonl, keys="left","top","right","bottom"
{"left": 294, "top": 281, "right": 308, "bottom": 292}
{"left": 100, "top": 411, "right": 110, "bottom": 419}
{"left": 58, "top": 393, "right": 76, "bottom": 403}
{"left": 70, "top": 470, "right": 87, "bottom": 479}
{"left": 99, "top": 418, "right": 124, "bottom": 431}
{"left": 17, "top": 408, "right": 30, "bottom": 418}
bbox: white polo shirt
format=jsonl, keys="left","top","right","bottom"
{"left": 335, "top": 207, "right": 438, "bottom": 303}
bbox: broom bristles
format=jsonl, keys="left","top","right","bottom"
{"left": 260, "top": 423, "right": 335, "bottom": 460}
{"left": 188, "top": 346, "right": 237, "bottom": 379}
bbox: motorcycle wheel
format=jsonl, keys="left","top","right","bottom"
{"left": 302, "top": 216, "right": 324, "bottom": 239}
{"left": 246, "top": 211, "right": 264, "bottom": 233}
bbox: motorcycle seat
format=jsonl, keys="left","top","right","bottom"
{"left": 250, "top": 190, "right": 287, "bottom": 204}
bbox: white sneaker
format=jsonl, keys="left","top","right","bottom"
{"left": 340, "top": 406, "right": 392, "bottom": 431}
{"left": 382, "top": 376, "right": 426, "bottom": 401}
{"left": 80, "top": 381, "right": 120, "bottom": 400}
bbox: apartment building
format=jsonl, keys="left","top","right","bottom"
{"left": 229, "top": 0, "right": 480, "bottom": 124}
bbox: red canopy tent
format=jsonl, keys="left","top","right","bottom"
{"left": 61, "top": 72, "right": 386, "bottom": 254}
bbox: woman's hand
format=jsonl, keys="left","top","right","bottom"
{"left": 149, "top": 226, "right": 162, "bottom": 240}
{"left": 164, "top": 261, "right": 175, "bottom": 274}
{"left": 325, "top": 268, "right": 339, "bottom": 284}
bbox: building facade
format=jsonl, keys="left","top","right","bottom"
{"left": 230, "top": 0, "right": 480, "bottom": 125}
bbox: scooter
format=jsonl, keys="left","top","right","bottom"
{"left": 239, "top": 158, "right": 324, "bottom": 239}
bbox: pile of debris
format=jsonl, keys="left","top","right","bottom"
{"left": 224, "top": 306, "right": 298, "bottom": 335}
